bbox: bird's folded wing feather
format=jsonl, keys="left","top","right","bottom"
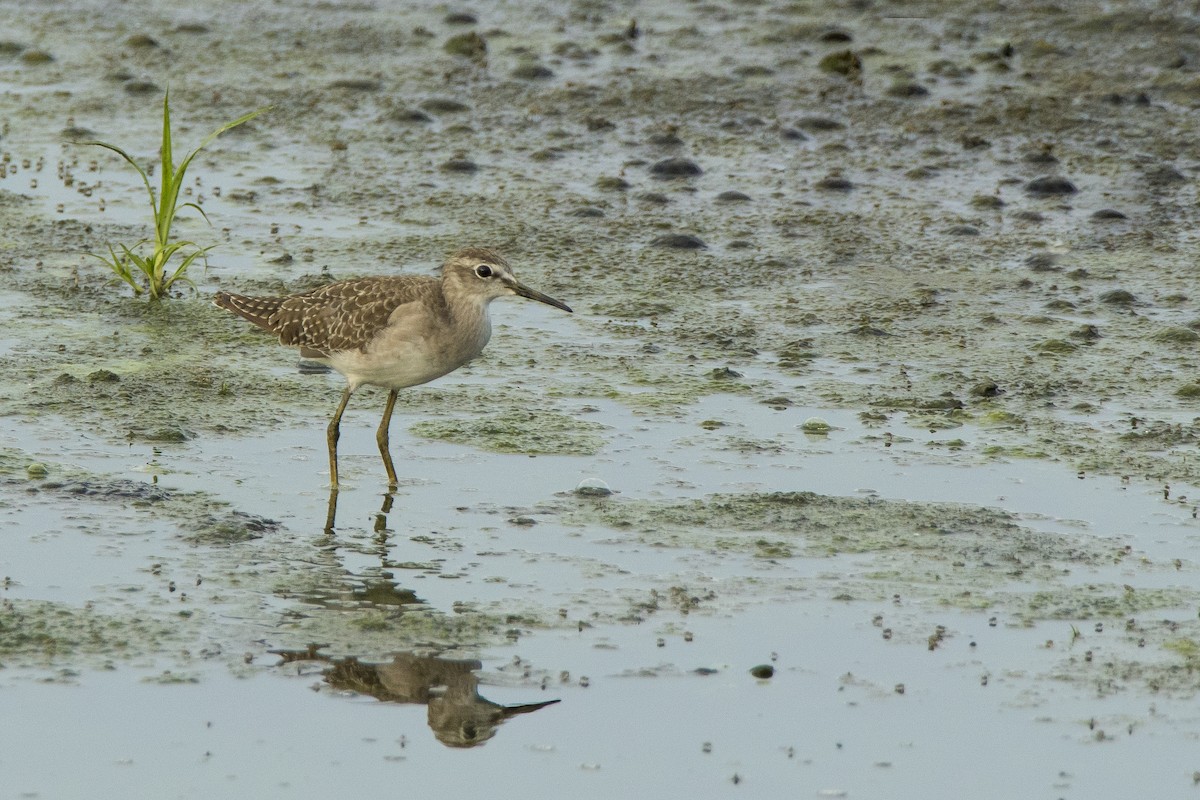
{"left": 272, "top": 275, "right": 442, "bottom": 355}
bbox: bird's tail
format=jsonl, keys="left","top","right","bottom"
{"left": 213, "top": 291, "right": 284, "bottom": 333}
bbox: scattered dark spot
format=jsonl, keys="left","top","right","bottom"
{"left": 1025, "top": 175, "right": 1078, "bottom": 195}
{"left": 650, "top": 157, "right": 703, "bottom": 178}
{"left": 818, "top": 49, "right": 862, "bottom": 77}
{"left": 734, "top": 64, "right": 774, "bottom": 77}
{"left": 1070, "top": 324, "right": 1101, "bottom": 340}
{"left": 1024, "top": 252, "right": 1059, "bottom": 271}
{"left": 716, "top": 190, "right": 751, "bottom": 203}
{"left": 595, "top": 176, "right": 629, "bottom": 191}
{"left": 847, "top": 324, "right": 891, "bottom": 336}
{"left": 585, "top": 116, "right": 615, "bottom": 131}
{"left": 1012, "top": 210, "right": 1046, "bottom": 222}
{"left": 795, "top": 116, "right": 845, "bottom": 132}
{"left": 329, "top": 78, "right": 381, "bottom": 91}
{"left": 887, "top": 81, "right": 929, "bottom": 98}
{"left": 947, "top": 224, "right": 979, "bottom": 236}
{"left": 174, "top": 23, "right": 210, "bottom": 34}
{"left": 124, "top": 79, "right": 160, "bottom": 95}
{"left": 637, "top": 191, "right": 670, "bottom": 204}
{"left": 420, "top": 98, "right": 470, "bottom": 113}
{"left": 651, "top": 233, "right": 707, "bottom": 249}
{"left": 1091, "top": 208, "right": 1127, "bottom": 221}
{"left": 20, "top": 49, "right": 53, "bottom": 64}
{"left": 126, "top": 34, "right": 159, "bottom": 48}
{"left": 567, "top": 206, "right": 604, "bottom": 218}
{"left": 0, "top": 41, "right": 26, "bottom": 56}
{"left": 971, "top": 194, "right": 1005, "bottom": 209}
{"left": 647, "top": 130, "right": 683, "bottom": 146}
{"left": 1144, "top": 164, "right": 1186, "bottom": 186}
{"left": 512, "top": 63, "right": 554, "bottom": 80}
{"left": 819, "top": 29, "right": 853, "bottom": 43}
{"left": 381, "top": 107, "right": 433, "bottom": 124}
{"left": 444, "top": 11, "right": 478, "bottom": 25}
{"left": 780, "top": 127, "right": 809, "bottom": 141}
{"left": 444, "top": 31, "right": 487, "bottom": 60}
{"left": 1099, "top": 289, "right": 1136, "bottom": 305}
{"left": 815, "top": 175, "right": 854, "bottom": 191}
{"left": 709, "top": 367, "right": 742, "bottom": 380}
{"left": 440, "top": 158, "right": 478, "bottom": 173}
{"left": 1022, "top": 148, "right": 1058, "bottom": 165}
{"left": 971, "top": 381, "right": 1002, "bottom": 398}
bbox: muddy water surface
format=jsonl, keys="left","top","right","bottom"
{"left": 2, "top": 1, "right": 1200, "bottom": 798}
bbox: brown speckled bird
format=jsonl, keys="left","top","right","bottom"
{"left": 213, "top": 247, "right": 572, "bottom": 489}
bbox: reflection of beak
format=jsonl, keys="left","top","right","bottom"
{"left": 509, "top": 278, "right": 573, "bottom": 313}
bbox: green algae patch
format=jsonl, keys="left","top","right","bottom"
{"left": 409, "top": 409, "right": 606, "bottom": 455}
{"left": 555, "top": 490, "right": 1104, "bottom": 569}
{"left": 1014, "top": 586, "right": 1198, "bottom": 621}
{"left": 0, "top": 599, "right": 183, "bottom": 665}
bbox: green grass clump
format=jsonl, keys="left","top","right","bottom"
{"left": 88, "top": 91, "right": 268, "bottom": 299}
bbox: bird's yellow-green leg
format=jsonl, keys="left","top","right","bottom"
{"left": 327, "top": 386, "right": 354, "bottom": 489}
{"left": 376, "top": 388, "right": 400, "bottom": 487}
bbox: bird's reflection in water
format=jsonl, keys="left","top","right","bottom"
{"left": 276, "top": 646, "right": 560, "bottom": 748}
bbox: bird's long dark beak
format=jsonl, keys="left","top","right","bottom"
{"left": 511, "top": 279, "right": 572, "bottom": 313}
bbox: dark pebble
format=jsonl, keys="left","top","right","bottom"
{"left": 651, "top": 234, "right": 707, "bottom": 249}
{"left": 124, "top": 79, "right": 159, "bottom": 95}
{"left": 796, "top": 115, "right": 845, "bottom": 132}
{"left": 444, "top": 11, "right": 477, "bottom": 24}
{"left": 421, "top": 98, "right": 470, "bottom": 113}
{"left": 382, "top": 108, "right": 434, "bottom": 124}
{"left": 780, "top": 127, "right": 809, "bottom": 141}
{"left": 749, "top": 664, "right": 775, "bottom": 679}
{"left": 1025, "top": 175, "right": 1078, "bottom": 195}
{"left": 886, "top": 81, "right": 929, "bottom": 98}
{"left": 970, "top": 194, "right": 1005, "bottom": 209}
{"left": 716, "top": 190, "right": 751, "bottom": 203}
{"left": 650, "top": 157, "right": 703, "bottom": 178}
{"left": 815, "top": 175, "right": 854, "bottom": 191}
{"left": 947, "top": 225, "right": 979, "bottom": 236}
{"left": 709, "top": 367, "right": 743, "bottom": 380}
{"left": 568, "top": 207, "right": 604, "bottom": 218}
{"left": 595, "top": 176, "right": 629, "bottom": 191}
{"left": 1012, "top": 210, "right": 1046, "bottom": 222}
{"left": 1022, "top": 149, "right": 1058, "bottom": 165}
{"left": 87, "top": 369, "right": 120, "bottom": 383}
{"left": 126, "top": 34, "right": 159, "bottom": 48}
{"left": 637, "top": 191, "right": 669, "bottom": 204}
{"left": 818, "top": 49, "right": 862, "bottom": 77}
{"left": 1099, "top": 289, "right": 1136, "bottom": 305}
{"left": 512, "top": 63, "right": 554, "bottom": 80}
{"left": 819, "top": 29, "right": 853, "bottom": 43}
{"left": 1144, "top": 164, "right": 1186, "bottom": 186}
{"left": 440, "top": 158, "right": 478, "bottom": 173}
{"left": 1024, "top": 252, "right": 1059, "bottom": 271}
{"left": 647, "top": 131, "right": 684, "bottom": 146}
{"left": 1091, "top": 208, "right": 1127, "bottom": 221}
{"left": 971, "top": 381, "right": 1002, "bottom": 398}
{"left": 444, "top": 31, "right": 486, "bottom": 59}
{"left": 329, "top": 78, "right": 381, "bottom": 91}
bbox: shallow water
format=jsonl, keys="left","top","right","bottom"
{"left": 3, "top": 0, "right": 1200, "bottom": 797}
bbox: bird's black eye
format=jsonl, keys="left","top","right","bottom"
{"left": 475, "top": 264, "right": 493, "bottom": 278}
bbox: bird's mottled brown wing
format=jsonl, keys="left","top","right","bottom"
{"left": 270, "top": 275, "right": 444, "bottom": 356}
